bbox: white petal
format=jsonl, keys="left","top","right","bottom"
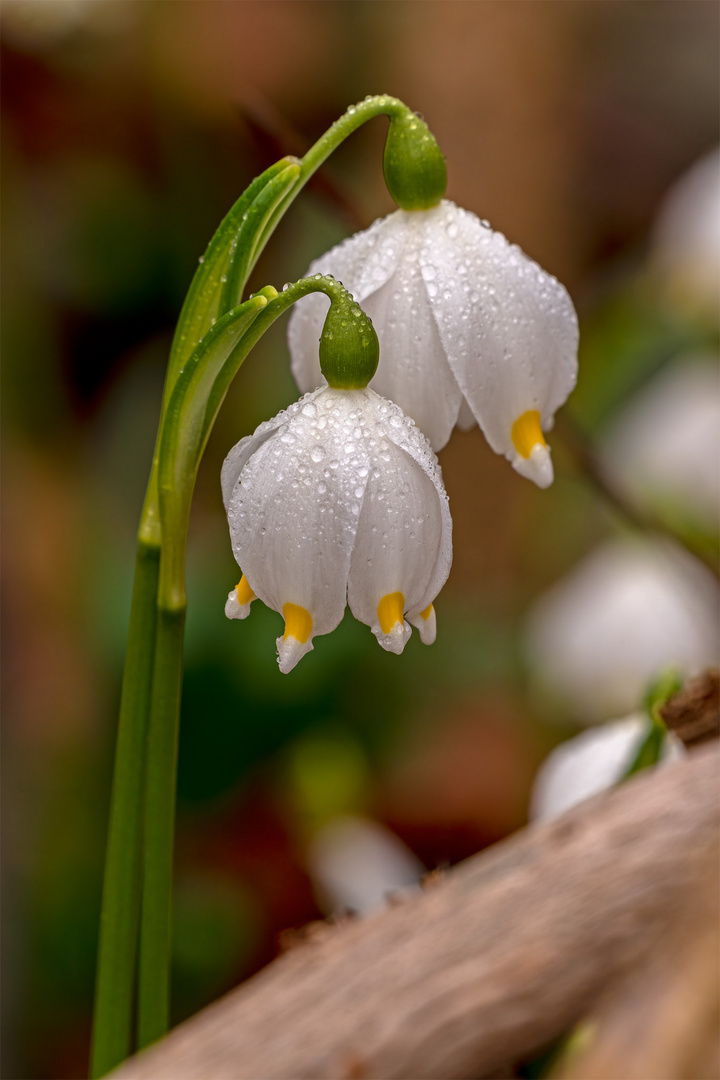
{"left": 409, "top": 604, "right": 437, "bottom": 645}
{"left": 530, "top": 715, "right": 686, "bottom": 822}
{"left": 221, "top": 387, "right": 324, "bottom": 510}
{"left": 227, "top": 389, "right": 370, "bottom": 640}
{"left": 225, "top": 588, "right": 251, "bottom": 620}
{"left": 428, "top": 201, "right": 578, "bottom": 478}
{"left": 288, "top": 213, "right": 405, "bottom": 395}
{"left": 276, "top": 633, "right": 314, "bottom": 674}
{"left": 512, "top": 441, "right": 554, "bottom": 488}
{"left": 361, "top": 253, "right": 463, "bottom": 451}
{"left": 456, "top": 396, "right": 477, "bottom": 432}
{"left": 346, "top": 398, "right": 449, "bottom": 652}
{"left": 375, "top": 393, "right": 453, "bottom": 620}
{"left": 376, "top": 620, "right": 412, "bottom": 655}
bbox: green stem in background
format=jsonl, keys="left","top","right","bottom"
{"left": 624, "top": 668, "right": 683, "bottom": 779}
{"left": 90, "top": 542, "right": 160, "bottom": 1079}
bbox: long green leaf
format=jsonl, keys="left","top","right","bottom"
{"left": 218, "top": 165, "right": 300, "bottom": 315}
{"left": 167, "top": 156, "right": 299, "bottom": 395}
{"left": 156, "top": 294, "right": 269, "bottom": 608}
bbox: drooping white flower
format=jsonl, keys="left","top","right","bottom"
{"left": 524, "top": 537, "right": 720, "bottom": 723}
{"left": 306, "top": 815, "right": 424, "bottom": 916}
{"left": 601, "top": 356, "right": 720, "bottom": 532}
{"left": 222, "top": 385, "right": 452, "bottom": 673}
{"left": 530, "top": 715, "right": 685, "bottom": 822}
{"left": 288, "top": 200, "right": 579, "bottom": 487}
{"left": 650, "top": 148, "right": 720, "bottom": 321}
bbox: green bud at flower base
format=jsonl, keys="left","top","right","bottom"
{"left": 383, "top": 112, "right": 447, "bottom": 210}
{"left": 319, "top": 290, "right": 379, "bottom": 389}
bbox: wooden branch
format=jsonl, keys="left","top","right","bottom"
{"left": 112, "top": 744, "right": 719, "bottom": 1080}
{"left": 660, "top": 668, "right": 719, "bottom": 748}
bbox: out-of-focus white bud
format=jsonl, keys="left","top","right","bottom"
{"left": 601, "top": 357, "right": 720, "bottom": 533}
{"left": 524, "top": 538, "right": 719, "bottom": 723}
{"left": 305, "top": 815, "right": 424, "bottom": 916}
{"left": 530, "top": 714, "right": 686, "bottom": 822}
{"left": 650, "top": 148, "right": 720, "bottom": 321}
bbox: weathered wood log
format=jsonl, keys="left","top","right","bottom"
{"left": 112, "top": 744, "right": 719, "bottom": 1080}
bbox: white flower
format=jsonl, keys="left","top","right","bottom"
{"left": 601, "top": 357, "right": 720, "bottom": 532}
{"left": 306, "top": 815, "right": 424, "bottom": 916}
{"left": 524, "top": 538, "right": 720, "bottom": 723}
{"left": 222, "top": 385, "right": 452, "bottom": 673}
{"left": 650, "top": 148, "right": 720, "bottom": 321}
{"left": 288, "top": 200, "right": 579, "bottom": 488}
{"left": 530, "top": 715, "right": 685, "bottom": 822}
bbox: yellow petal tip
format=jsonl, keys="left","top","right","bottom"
{"left": 236, "top": 574, "right": 255, "bottom": 606}
{"left": 511, "top": 410, "right": 547, "bottom": 459}
{"left": 377, "top": 592, "right": 405, "bottom": 635}
{"left": 282, "top": 602, "right": 313, "bottom": 644}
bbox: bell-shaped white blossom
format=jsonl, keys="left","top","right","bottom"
{"left": 601, "top": 357, "right": 720, "bottom": 533}
{"left": 524, "top": 538, "right": 720, "bottom": 723}
{"left": 222, "top": 385, "right": 452, "bottom": 673}
{"left": 530, "top": 715, "right": 685, "bottom": 822}
{"left": 306, "top": 815, "right": 424, "bottom": 916}
{"left": 650, "top": 148, "right": 720, "bottom": 321}
{"left": 288, "top": 200, "right": 578, "bottom": 487}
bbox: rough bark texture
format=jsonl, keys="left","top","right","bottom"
{"left": 660, "top": 668, "right": 719, "bottom": 748}
{"left": 112, "top": 743, "right": 719, "bottom": 1080}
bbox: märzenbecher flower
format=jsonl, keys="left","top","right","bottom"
{"left": 288, "top": 200, "right": 578, "bottom": 488}
{"left": 222, "top": 385, "right": 452, "bottom": 673}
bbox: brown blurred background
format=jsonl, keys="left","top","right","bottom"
{"left": 1, "top": 2, "right": 718, "bottom": 1077}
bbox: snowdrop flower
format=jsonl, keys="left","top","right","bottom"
{"left": 524, "top": 537, "right": 719, "bottom": 723}
{"left": 288, "top": 200, "right": 578, "bottom": 487}
{"left": 530, "top": 715, "right": 685, "bottom": 822}
{"left": 601, "top": 357, "right": 720, "bottom": 532}
{"left": 222, "top": 383, "right": 452, "bottom": 673}
{"left": 650, "top": 148, "right": 720, "bottom": 321}
{"left": 306, "top": 815, "right": 424, "bottom": 916}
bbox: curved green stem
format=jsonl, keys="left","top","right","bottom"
{"left": 255, "top": 96, "right": 411, "bottom": 268}
{"left": 90, "top": 542, "right": 160, "bottom": 1078}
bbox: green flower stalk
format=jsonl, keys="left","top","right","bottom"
{"left": 91, "top": 95, "right": 447, "bottom": 1079}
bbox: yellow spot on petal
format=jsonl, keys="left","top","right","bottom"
{"left": 378, "top": 592, "right": 405, "bottom": 634}
{"left": 419, "top": 604, "right": 434, "bottom": 621}
{"left": 236, "top": 575, "right": 255, "bottom": 606}
{"left": 282, "top": 603, "right": 313, "bottom": 644}
{"left": 511, "top": 410, "right": 546, "bottom": 459}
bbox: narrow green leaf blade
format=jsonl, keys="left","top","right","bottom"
{"left": 159, "top": 295, "right": 269, "bottom": 508}
{"left": 218, "top": 163, "right": 300, "bottom": 315}
{"left": 167, "top": 157, "right": 298, "bottom": 391}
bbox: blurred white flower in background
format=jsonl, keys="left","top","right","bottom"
{"left": 530, "top": 714, "right": 685, "bottom": 822}
{"left": 524, "top": 537, "right": 719, "bottom": 723}
{"left": 1, "top": 0, "right": 128, "bottom": 50}
{"left": 305, "top": 815, "right": 424, "bottom": 916}
{"left": 649, "top": 148, "right": 720, "bottom": 321}
{"left": 601, "top": 357, "right": 720, "bottom": 532}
